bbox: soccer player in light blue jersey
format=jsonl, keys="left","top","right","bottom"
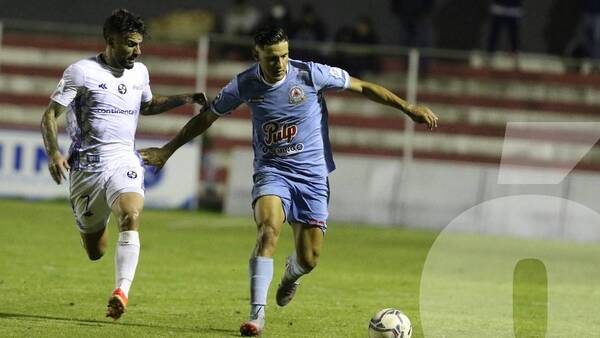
{"left": 140, "top": 27, "right": 437, "bottom": 336}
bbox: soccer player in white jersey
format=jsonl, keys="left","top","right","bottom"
{"left": 140, "top": 27, "right": 438, "bottom": 336}
{"left": 40, "top": 9, "right": 207, "bottom": 320}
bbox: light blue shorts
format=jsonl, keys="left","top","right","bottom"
{"left": 252, "top": 171, "right": 329, "bottom": 231}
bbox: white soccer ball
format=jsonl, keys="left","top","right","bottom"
{"left": 368, "top": 308, "right": 412, "bottom": 338}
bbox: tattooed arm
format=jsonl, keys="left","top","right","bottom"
{"left": 140, "top": 93, "right": 207, "bottom": 116}
{"left": 41, "top": 101, "right": 70, "bottom": 184}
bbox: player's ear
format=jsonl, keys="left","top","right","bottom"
{"left": 252, "top": 47, "right": 258, "bottom": 61}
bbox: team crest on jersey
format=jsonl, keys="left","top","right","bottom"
{"left": 118, "top": 83, "right": 127, "bottom": 94}
{"left": 288, "top": 85, "right": 305, "bottom": 105}
{"left": 126, "top": 170, "right": 138, "bottom": 179}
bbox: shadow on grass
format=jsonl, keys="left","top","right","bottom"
{"left": 0, "top": 312, "right": 238, "bottom": 336}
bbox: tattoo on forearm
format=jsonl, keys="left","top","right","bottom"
{"left": 41, "top": 113, "right": 60, "bottom": 155}
{"left": 142, "top": 95, "right": 189, "bottom": 115}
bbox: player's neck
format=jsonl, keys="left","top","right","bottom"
{"left": 99, "top": 52, "right": 124, "bottom": 71}
{"left": 258, "top": 65, "right": 286, "bottom": 86}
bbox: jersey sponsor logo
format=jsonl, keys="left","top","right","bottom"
{"left": 288, "top": 85, "right": 305, "bottom": 105}
{"left": 127, "top": 170, "right": 138, "bottom": 179}
{"left": 98, "top": 83, "right": 108, "bottom": 90}
{"left": 262, "top": 143, "right": 304, "bottom": 156}
{"left": 263, "top": 121, "right": 297, "bottom": 145}
{"left": 91, "top": 108, "right": 137, "bottom": 115}
{"left": 118, "top": 83, "right": 127, "bottom": 94}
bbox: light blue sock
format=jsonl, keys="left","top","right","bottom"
{"left": 249, "top": 256, "right": 273, "bottom": 319}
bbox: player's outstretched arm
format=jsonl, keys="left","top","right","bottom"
{"left": 346, "top": 77, "right": 438, "bottom": 130}
{"left": 41, "top": 101, "right": 71, "bottom": 184}
{"left": 140, "top": 92, "right": 208, "bottom": 116}
{"left": 139, "top": 106, "right": 220, "bottom": 170}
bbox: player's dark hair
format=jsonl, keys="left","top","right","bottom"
{"left": 253, "top": 27, "right": 289, "bottom": 49}
{"left": 103, "top": 8, "right": 146, "bottom": 42}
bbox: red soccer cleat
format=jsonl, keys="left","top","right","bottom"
{"left": 106, "top": 288, "right": 128, "bottom": 320}
{"left": 239, "top": 318, "right": 265, "bottom": 336}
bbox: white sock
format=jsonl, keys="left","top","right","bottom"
{"left": 283, "top": 253, "right": 308, "bottom": 284}
{"left": 249, "top": 256, "right": 273, "bottom": 319}
{"left": 115, "top": 230, "right": 140, "bottom": 297}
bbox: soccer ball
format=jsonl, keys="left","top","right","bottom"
{"left": 368, "top": 308, "right": 412, "bottom": 338}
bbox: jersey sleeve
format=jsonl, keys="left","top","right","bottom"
{"left": 50, "top": 63, "right": 85, "bottom": 107}
{"left": 310, "top": 62, "right": 350, "bottom": 92}
{"left": 209, "top": 77, "right": 243, "bottom": 116}
{"left": 140, "top": 64, "right": 153, "bottom": 103}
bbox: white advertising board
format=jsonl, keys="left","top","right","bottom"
{"left": 0, "top": 128, "right": 199, "bottom": 208}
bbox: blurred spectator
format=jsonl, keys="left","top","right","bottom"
{"left": 290, "top": 3, "right": 327, "bottom": 61}
{"left": 390, "top": 0, "right": 436, "bottom": 49}
{"left": 351, "top": 16, "right": 380, "bottom": 46}
{"left": 544, "top": 0, "right": 579, "bottom": 56}
{"left": 333, "top": 24, "right": 354, "bottom": 71}
{"left": 334, "top": 16, "right": 381, "bottom": 76}
{"left": 291, "top": 3, "right": 326, "bottom": 42}
{"left": 581, "top": 0, "right": 600, "bottom": 61}
{"left": 149, "top": 10, "right": 215, "bottom": 43}
{"left": 486, "top": 0, "right": 524, "bottom": 53}
{"left": 434, "top": 0, "right": 488, "bottom": 50}
{"left": 223, "top": 0, "right": 261, "bottom": 37}
{"left": 259, "top": 0, "right": 293, "bottom": 33}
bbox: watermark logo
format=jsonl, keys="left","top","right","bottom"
{"left": 419, "top": 122, "right": 600, "bottom": 337}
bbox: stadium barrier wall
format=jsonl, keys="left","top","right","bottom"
{"left": 224, "top": 148, "right": 600, "bottom": 241}
{"left": 0, "top": 129, "right": 199, "bottom": 208}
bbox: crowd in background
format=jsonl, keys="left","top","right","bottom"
{"left": 211, "top": 0, "right": 600, "bottom": 75}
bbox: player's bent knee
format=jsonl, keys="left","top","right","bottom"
{"left": 258, "top": 219, "right": 282, "bottom": 239}
{"left": 259, "top": 225, "right": 280, "bottom": 245}
{"left": 119, "top": 209, "right": 140, "bottom": 231}
{"left": 256, "top": 222, "right": 282, "bottom": 255}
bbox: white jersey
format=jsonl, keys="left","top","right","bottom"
{"left": 51, "top": 54, "right": 152, "bottom": 171}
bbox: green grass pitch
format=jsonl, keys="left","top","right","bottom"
{"left": 0, "top": 199, "right": 571, "bottom": 337}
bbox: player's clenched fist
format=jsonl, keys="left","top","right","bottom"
{"left": 190, "top": 92, "right": 208, "bottom": 106}
{"left": 138, "top": 147, "right": 171, "bottom": 171}
{"left": 407, "top": 104, "right": 438, "bottom": 130}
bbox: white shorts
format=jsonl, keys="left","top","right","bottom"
{"left": 69, "top": 161, "right": 145, "bottom": 234}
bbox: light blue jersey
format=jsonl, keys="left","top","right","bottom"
{"left": 210, "top": 59, "right": 350, "bottom": 179}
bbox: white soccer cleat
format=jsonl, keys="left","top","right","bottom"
{"left": 239, "top": 317, "right": 265, "bottom": 336}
